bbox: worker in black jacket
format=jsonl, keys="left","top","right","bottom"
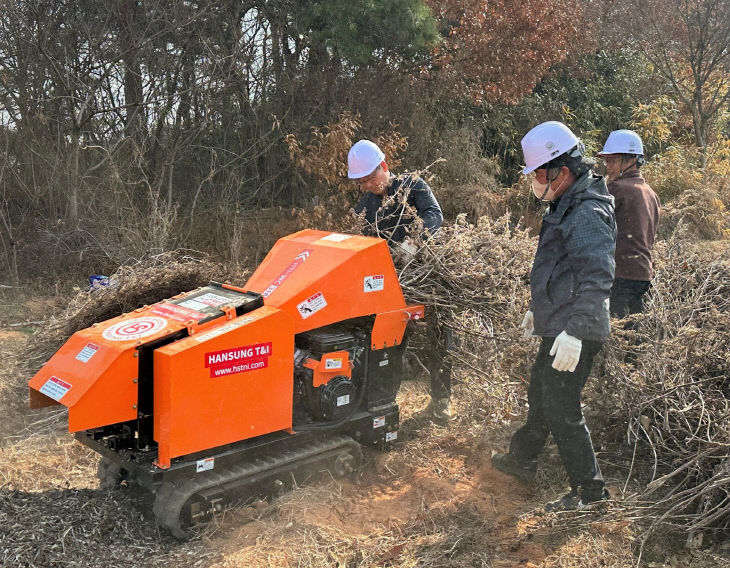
{"left": 348, "top": 140, "right": 452, "bottom": 423}
{"left": 350, "top": 140, "right": 442, "bottom": 250}
{"left": 491, "top": 122, "right": 616, "bottom": 511}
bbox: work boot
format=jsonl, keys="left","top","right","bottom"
{"left": 544, "top": 488, "right": 581, "bottom": 512}
{"left": 580, "top": 488, "right": 611, "bottom": 508}
{"left": 491, "top": 452, "right": 536, "bottom": 484}
{"left": 544, "top": 487, "right": 610, "bottom": 512}
{"left": 426, "top": 397, "right": 456, "bottom": 424}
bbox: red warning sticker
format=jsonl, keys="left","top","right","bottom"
{"left": 75, "top": 343, "right": 100, "bottom": 363}
{"left": 364, "top": 275, "right": 384, "bottom": 293}
{"left": 296, "top": 291, "right": 327, "bottom": 319}
{"left": 39, "top": 376, "right": 72, "bottom": 401}
{"left": 150, "top": 303, "right": 205, "bottom": 323}
{"left": 205, "top": 342, "right": 272, "bottom": 378}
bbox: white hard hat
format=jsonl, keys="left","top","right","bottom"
{"left": 347, "top": 140, "right": 385, "bottom": 179}
{"left": 521, "top": 121, "right": 581, "bottom": 174}
{"left": 598, "top": 130, "right": 644, "bottom": 156}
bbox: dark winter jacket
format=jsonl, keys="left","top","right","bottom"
{"left": 354, "top": 174, "right": 443, "bottom": 243}
{"left": 608, "top": 170, "right": 660, "bottom": 281}
{"left": 530, "top": 172, "right": 617, "bottom": 342}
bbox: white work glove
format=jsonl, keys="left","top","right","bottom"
{"left": 549, "top": 330, "right": 582, "bottom": 373}
{"left": 520, "top": 310, "right": 534, "bottom": 338}
{"left": 397, "top": 238, "right": 419, "bottom": 261}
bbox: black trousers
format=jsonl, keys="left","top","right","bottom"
{"left": 423, "top": 323, "right": 453, "bottom": 400}
{"left": 509, "top": 336, "right": 604, "bottom": 496}
{"left": 610, "top": 278, "right": 651, "bottom": 317}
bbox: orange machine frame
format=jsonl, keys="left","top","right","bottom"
{"left": 246, "top": 229, "right": 421, "bottom": 347}
{"left": 29, "top": 230, "right": 423, "bottom": 469}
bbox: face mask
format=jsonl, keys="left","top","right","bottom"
{"left": 531, "top": 179, "right": 550, "bottom": 200}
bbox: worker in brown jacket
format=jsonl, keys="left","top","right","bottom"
{"left": 598, "top": 130, "right": 660, "bottom": 316}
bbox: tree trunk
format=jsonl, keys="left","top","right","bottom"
{"left": 68, "top": 129, "right": 80, "bottom": 228}
{"left": 691, "top": 108, "right": 708, "bottom": 171}
{"left": 0, "top": 207, "right": 19, "bottom": 286}
{"left": 117, "top": 0, "right": 146, "bottom": 146}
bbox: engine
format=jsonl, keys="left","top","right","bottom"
{"left": 293, "top": 323, "right": 368, "bottom": 424}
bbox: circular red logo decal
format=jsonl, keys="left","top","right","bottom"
{"left": 102, "top": 317, "right": 167, "bottom": 341}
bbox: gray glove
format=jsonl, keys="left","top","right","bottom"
{"left": 520, "top": 310, "right": 534, "bottom": 338}
{"left": 397, "top": 238, "right": 419, "bottom": 262}
{"left": 549, "top": 330, "right": 582, "bottom": 372}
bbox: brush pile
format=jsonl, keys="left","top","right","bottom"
{"left": 399, "top": 215, "right": 730, "bottom": 539}
{"left": 397, "top": 213, "right": 535, "bottom": 382}
{"left": 27, "top": 252, "right": 244, "bottom": 372}
{"left": 586, "top": 233, "right": 730, "bottom": 539}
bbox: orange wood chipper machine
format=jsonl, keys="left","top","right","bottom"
{"left": 28, "top": 230, "right": 424, "bottom": 538}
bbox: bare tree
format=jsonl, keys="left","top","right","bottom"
{"left": 605, "top": 0, "right": 730, "bottom": 167}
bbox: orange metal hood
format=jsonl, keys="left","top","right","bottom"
{"left": 245, "top": 230, "right": 406, "bottom": 332}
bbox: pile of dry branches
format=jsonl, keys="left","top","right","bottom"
{"left": 591, "top": 234, "right": 730, "bottom": 541}
{"left": 657, "top": 186, "right": 730, "bottom": 241}
{"left": 399, "top": 216, "right": 729, "bottom": 541}
{"left": 27, "top": 252, "right": 244, "bottom": 371}
{"left": 398, "top": 214, "right": 535, "bottom": 385}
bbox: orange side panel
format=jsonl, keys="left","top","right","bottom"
{"left": 28, "top": 330, "right": 136, "bottom": 430}
{"left": 28, "top": 310, "right": 186, "bottom": 431}
{"left": 245, "top": 230, "right": 406, "bottom": 333}
{"left": 153, "top": 306, "right": 295, "bottom": 468}
{"left": 371, "top": 304, "right": 426, "bottom": 350}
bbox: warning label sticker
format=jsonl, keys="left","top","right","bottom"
{"left": 385, "top": 431, "right": 398, "bottom": 442}
{"left": 205, "top": 341, "right": 272, "bottom": 378}
{"left": 373, "top": 416, "right": 385, "bottom": 429}
{"left": 178, "top": 292, "right": 229, "bottom": 311}
{"left": 297, "top": 292, "right": 327, "bottom": 319}
{"left": 324, "top": 357, "right": 343, "bottom": 370}
{"left": 262, "top": 250, "right": 312, "bottom": 298}
{"left": 337, "top": 394, "right": 350, "bottom": 407}
{"left": 364, "top": 275, "right": 384, "bottom": 293}
{"left": 196, "top": 457, "right": 214, "bottom": 472}
{"left": 75, "top": 343, "right": 100, "bottom": 363}
{"left": 102, "top": 317, "right": 167, "bottom": 341}
{"left": 39, "top": 376, "right": 72, "bottom": 401}
{"left": 319, "top": 233, "right": 351, "bottom": 243}
{"left": 193, "top": 316, "right": 255, "bottom": 342}
{"left": 150, "top": 303, "right": 205, "bottom": 323}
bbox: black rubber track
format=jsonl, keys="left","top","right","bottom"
{"left": 152, "top": 435, "right": 362, "bottom": 539}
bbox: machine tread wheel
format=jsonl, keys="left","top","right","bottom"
{"left": 153, "top": 476, "right": 212, "bottom": 539}
{"left": 97, "top": 456, "right": 130, "bottom": 489}
{"left": 152, "top": 435, "right": 362, "bottom": 540}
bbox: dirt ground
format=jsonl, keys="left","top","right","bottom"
{"left": 1, "top": 301, "right": 728, "bottom": 568}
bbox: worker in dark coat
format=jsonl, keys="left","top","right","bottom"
{"left": 347, "top": 140, "right": 452, "bottom": 424}
{"left": 491, "top": 122, "right": 616, "bottom": 511}
{"left": 350, "top": 141, "right": 442, "bottom": 248}
{"left": 598, "top": 130, "right": 661, "bottom": 317}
